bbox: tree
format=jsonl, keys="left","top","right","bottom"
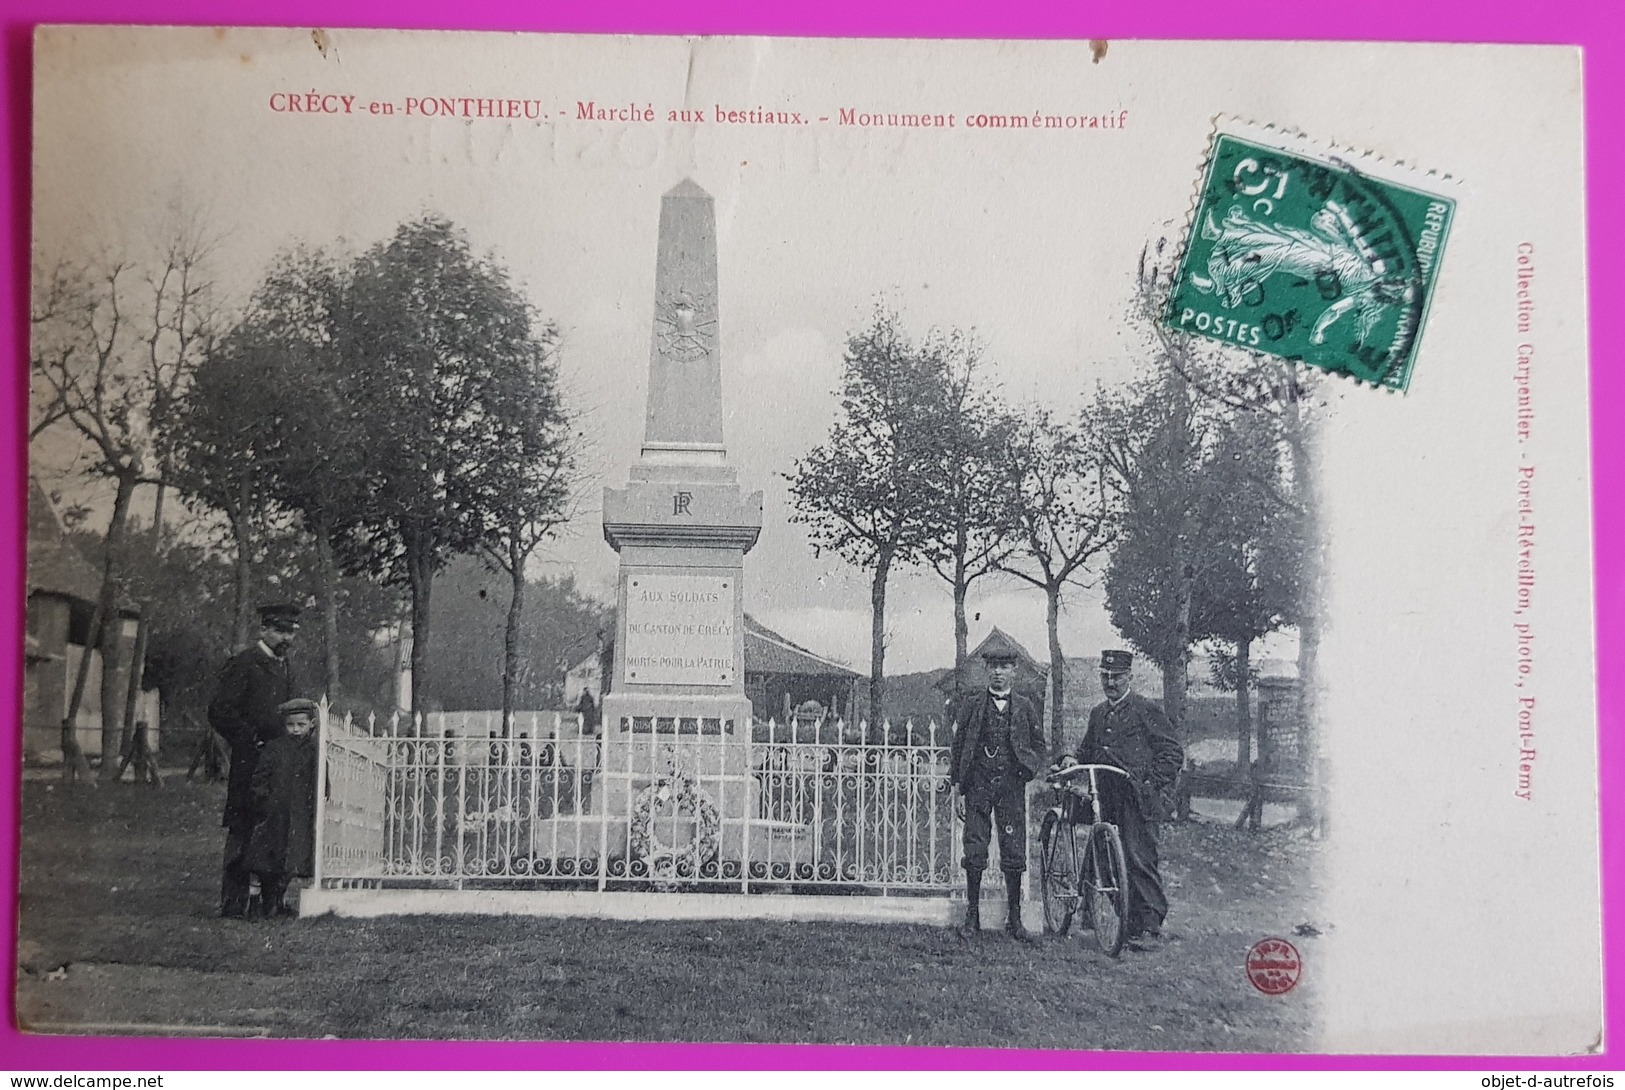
{"left": 237, "top": 249, "right": 372, "bottom": 699}
{"left": 30, "top": 221, "right": 217, "bottom": 777}
{"left": 474, "top": 320, "right": 581, "bottom": 735}
{"left": 1196, "top": 411, "right": 1305, "bottom": 768}
{"left": 331, "top": 215, "right": 565, "bottom": 722}
{"left": 786, "top": 308, "right": 945, "bottom": 721}
{"left": 916, "top": 332, "right": 1022, "bottom": 702}
{"left": 428, "top": 557, "right": 610, "bottom": 714}
{"left": 165, "top": 318, "right": 286, "bottom": 650}
{"left": 1133, "top": 238, "right": 1328, "bottom": 818}
{"left": 998, "top": 401, "right": 1123, "bottom": 751}
{"left": 1099, "top": 367, "right": 1229, "bottom": 732}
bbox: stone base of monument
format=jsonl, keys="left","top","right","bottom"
{"left": 301, "top": 886, "right": 1043, "bottom": 931}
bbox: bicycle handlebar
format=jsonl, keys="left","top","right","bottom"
{"left": 1045, "top": 762, "right": 1130, "bottom": 786}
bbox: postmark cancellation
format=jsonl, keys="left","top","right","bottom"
{"left": 1167, "top": 118, "right": 1457, "bottom": 393}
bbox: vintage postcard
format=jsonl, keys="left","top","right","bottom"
{"left": 17, "top": 28, "right": 1597, "bottom": 1055}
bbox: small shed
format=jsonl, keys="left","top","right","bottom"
{"left": 23, "top": 478, "right": 155, "bottom": 764}
{"left": 740, "top": 614, "right": 861, "bottom": 724}
{"left": 936, "top": 626, "right": 1049, "bottom": 714}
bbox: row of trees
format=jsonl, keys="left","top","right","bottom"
{"left": 788, "top": 252, "right": 1322, "bottom": 770}
{"left": 31, "top": 213, "right": 583, "bottom": 773}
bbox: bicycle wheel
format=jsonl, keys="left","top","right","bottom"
{"left": 1038, "top": 811, "right": 1078, "bottom": 936}
{"left": 1084, "top": 822, "right": 1129, "bottom": 957}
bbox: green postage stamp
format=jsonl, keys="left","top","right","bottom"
{"left": 1167, "top": 121, "right": 1456, "bottom": 392}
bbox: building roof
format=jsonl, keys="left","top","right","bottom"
{"left": 743, "top": 614, "right": 860, "bottom": 679}
{"left": 973, "top": 626, "right": 1047, "bottom": 673}
{"left": 26, "top": 477, "right": 102, "bottom": 604}
{"left": 936, "top": 626, "right": 1049, "bottom": 692}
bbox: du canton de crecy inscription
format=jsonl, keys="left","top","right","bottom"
{"left": 623, "top": 573, "right": 738, "bottom": 685}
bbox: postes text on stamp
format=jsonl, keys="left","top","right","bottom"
{"left": 1168, "top": 124, "right": 1455, "bottom": 392}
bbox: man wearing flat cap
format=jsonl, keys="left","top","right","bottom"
{"left": 1076, "top": 649, "right": 1184, "bottom": 943}
{"left": 208, "top": 603, "right": 303, "bottom": 918}
{"left": 949, "top": 631, "right": 1048, "bottom": 942}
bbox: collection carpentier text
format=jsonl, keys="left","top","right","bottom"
{"left": 267, "top": 93, "right": 1131, "bottom": 131}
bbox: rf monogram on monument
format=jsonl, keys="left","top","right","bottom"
{"left": 672, "top": 491, "right": 692, "bottom": 515}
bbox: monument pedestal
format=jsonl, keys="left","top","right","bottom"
{"left": 595, "top": 178, "right": 763, "bottom": 879}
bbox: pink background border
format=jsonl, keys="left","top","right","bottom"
{"left": 2, "top": 0, "right": 1618, "bottom": 1071}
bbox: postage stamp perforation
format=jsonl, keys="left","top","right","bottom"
{"left": 1218, "top": 114, "right": 1463, "bottom": 190}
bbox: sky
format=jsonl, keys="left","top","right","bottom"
{"left": 30, "top": 29, "right": 1326, "bottom": 673}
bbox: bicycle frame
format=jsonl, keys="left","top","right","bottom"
{"left": 1038, "top": 762, "right": 1133, "bottom": 956}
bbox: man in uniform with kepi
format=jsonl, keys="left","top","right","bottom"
{"left": 949, "top": 632, "right": 1048, "bottom": 942}
{"left": 1075, "top": 649, "right": 1184, "bottom": 943}
{"left": 208, "top": 603, "right": 303, "bottom": 918}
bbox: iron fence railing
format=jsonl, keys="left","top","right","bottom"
{"left": 314, "top": 706, "right": 986, "bottom": 894}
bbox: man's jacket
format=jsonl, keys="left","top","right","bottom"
{"left": 949, "top": 689, "right": 1047, "bottom": 787}
{"left": 207, "top": 645, "right": 296, "bottom": 828}
{"left": 1076, "top": 691, "right": 1184, "bottom": 820}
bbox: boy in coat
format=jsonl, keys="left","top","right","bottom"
{"left": 246, "top": 698, "right": 320, "bottom": 918}
{"left": 949, "top": 634, "right": 1048, "bottom": 942}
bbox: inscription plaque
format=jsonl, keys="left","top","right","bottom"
{"left": 623, "top": 573, "right": 737, "bottom": 686}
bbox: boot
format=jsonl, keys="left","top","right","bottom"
{"left": 262, "top": 877, "right": 292, "bottom": 919}
{"left": 958, "top": 867, "right": 983, "bottom": 938}
{"left": 1004, "top": 874, "right": 1035, "bottom": 943}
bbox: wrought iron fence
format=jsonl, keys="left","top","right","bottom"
{"left": 314, "top": 706, "right": 969, "bottom": 894}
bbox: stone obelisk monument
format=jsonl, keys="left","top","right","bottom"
{"left": 602, "top": 179, "right": 763, "bottom": 742}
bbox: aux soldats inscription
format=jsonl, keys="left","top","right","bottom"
{"left": 623, "top": 574, "right": 738, "bottom": 686}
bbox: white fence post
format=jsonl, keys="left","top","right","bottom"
{"left": 313, "top": 698, "right": 330, "bottom": 888}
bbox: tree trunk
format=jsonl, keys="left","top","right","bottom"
{"left": 60, "top": 595, "right": 103, "bottom": 783}
{"left": 406, "top": 542, "right": 434, "bottom": 727}
{"left": 952, "top": 526, "right": 969, "bottom": 702}
{"left": 314, "top": 528, "right": 341, "bottom": 700}
{"left": 119, "top": 481, "right": 166, "bottom": 768}
{"left": 1234, "top": 637, "right": 1253, "bottom": 770}
{"left": 868, "top": 550, "right": 892, "bottom": 727}
{"left": 1165, "top": 545, "right": 1194, "bottom": 735}
{"left": 502, "top": 536, "right": 524, "bottom": 738}
{"left": 1160, "top": 661, "right": 1188, "bottom": 736}
{"left": 1045, "top": 580, "right": 1065, "bottom": 753}
{"left": 230, "top": 502, "right": 252, "bottom": 651}
{"left": 96, "top": 471, "right": 138, "bottom": 779}
{"left": 1286, "top": 393, "right": 1324, "bottom": 828}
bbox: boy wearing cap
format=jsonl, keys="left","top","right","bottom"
{"left": 245, "top": 698, "right": 321, "bottom": 918}
{"left": 948, "top": 634, "right": 1048, "bottom": 942}
{"left": 207, "top": 603, "right": 301, "bottom": 917}
{"left": 1077, "top": 649, "right": 1184, "bottom": 942}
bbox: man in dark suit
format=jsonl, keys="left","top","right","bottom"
{"left": 949, "top": 633, "right": 1047, "bottom": 942}
{"left": 1076, "top": 649, "right": 1184, "bottom": 943}
{"left": 208, "top": 603, "right": 301, "bottom": 918}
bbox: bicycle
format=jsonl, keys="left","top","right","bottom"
{"left": 1038, "top": 762, "right": 1131, "bottom": 957}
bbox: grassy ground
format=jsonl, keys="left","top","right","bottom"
{"left": 14, "top": 778, "right": 1322, "bottom": 1051}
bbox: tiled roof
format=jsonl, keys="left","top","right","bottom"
{"left": 935, "top": 626, "right": 1049, "bottom": 691}
{"left": 743, "top": 614, "right": 860, "bottom": 678}
{"left": 26, "top": 477, "right": 101, "bottom": 604}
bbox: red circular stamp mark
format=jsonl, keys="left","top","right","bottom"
{"left": 1246, "top": 937, "right": 1302, "bottom": 995}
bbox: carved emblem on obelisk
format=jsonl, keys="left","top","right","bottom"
{"left": 654, "top": 287, "right": 717, "bottom": 363}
